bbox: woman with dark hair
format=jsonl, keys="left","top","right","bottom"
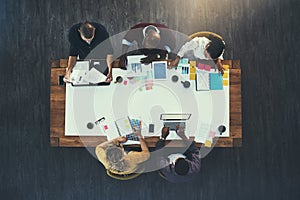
{"left": 169, "top": 35, "right": 225, "bottom": 75}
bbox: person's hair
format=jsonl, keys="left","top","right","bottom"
{"left": 79, "top": 21, "right": 95, "bottom": 39}
{"left": 174, "top": 158, "right": 189, "bottom": 175}
{"left": 206, "top": 36, "right": 225, "bottom": 60}
{"left": 143, "top": 30, "right": 161, "bottom": 48}
{"left": 105, "top": 144, "right": 127, "bottom": 172}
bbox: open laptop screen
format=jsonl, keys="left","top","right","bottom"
{"left": 160, "top": 113, "right": 191, "bottom": 121}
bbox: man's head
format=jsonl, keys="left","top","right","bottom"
{"left": 79, "top": 21, "right": 96, "bottom": 43}
{"left": 143, "top": 29, "right": 161, "bottom": 49}
{"left": 205, "top": 37, "right": 225, "bottom": 60}
{"left": 174, "top": 158, "right": 189, "bottom": 176}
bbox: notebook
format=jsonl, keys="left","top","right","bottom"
{"left": 195, "top": 70, "right": 210, "bottom": 90}
{"left": 195, "top": 70, "right": 223, "bottom": 91}
{"left": 209, "top": 73, "right": 223, "bottom": 90}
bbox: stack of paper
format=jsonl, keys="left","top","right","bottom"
{"left": 83, "top": 67, "right": 107, "bottom": 84}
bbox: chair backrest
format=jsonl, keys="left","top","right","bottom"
{"left": 106, "top": 165, "right": 145, "bottom": 181}
{"left": 188, "top": 31, "right": 223, "bottom": 40}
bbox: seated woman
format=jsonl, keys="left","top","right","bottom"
{"left": 95, "top": 130, "right": 150, "bottom": 175}
{"left": 169, "top": 35, "right": 225, "bottom": 75}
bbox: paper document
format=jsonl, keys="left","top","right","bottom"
{"left": 83, "top": 67, "right": 107, "bottom": 83}
{"left": 196, "top": 70, "right": 210, "bottom": 90}
{"left": 126, "top": 55, "right": 149, "bottom": 77}
{"left": 70, "top": 61, "right": 89, "bottom": 85}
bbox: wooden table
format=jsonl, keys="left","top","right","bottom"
{"left": 50, "top": 59, "right": 242, "bottom": 147}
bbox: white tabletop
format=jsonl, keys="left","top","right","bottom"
{"left": 65, "top": 64, "right": 229, "bottom": 143}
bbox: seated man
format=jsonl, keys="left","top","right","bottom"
{"left": 95, "top": 129, "right": 150, "bottom": 175}
{"left": 64, "top": 21, "right": 114, "bottom": 82}
{"left": 119, "top": 22, "right": 176, "bottom": 68}
{"left": 169, "top": 35, "right": 226, "bottom": 74}
{"left": 155, "top": 126, "right": 201, "bottom": 183}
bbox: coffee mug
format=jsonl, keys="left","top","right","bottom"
{"left": 181, "top": 81, "right": 190, "bottom": 88}
{"left": 115, "top": 76, "right": 123, "bottom": 83}
{"left": 171, "top": 75, "right": 179, "bottom": 82}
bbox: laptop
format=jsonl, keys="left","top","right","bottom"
{"left": 160, "top": 113, "right": 191, "bottom": 131}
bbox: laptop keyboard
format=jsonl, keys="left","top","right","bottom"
{"left": 163, "top": 122, "right": 186, "bottom": 130}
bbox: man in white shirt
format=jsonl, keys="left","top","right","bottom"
{"left": 169, "top": 36, "right": 225, "bottom": 74}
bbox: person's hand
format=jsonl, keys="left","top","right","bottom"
{"left": 168, "top": 56, "right": 180, "bottom": 69}
{"left": 133, "top": 128, "right": 142, "bottom": 138}
{"left": 140, "top": 54, "right": 157, "bottom": 64}
{"left": 119, "top": 55, "right": 128, "bottom": 69}
{"left": 117, "top": 136, "right": 127, "bottom": 143}
{"left": 63, "top": 71, "right": 71, "bottom": 83}
{"left": 175, "top": 125, "right": 186, "bottom": 137}
{"left": 161, "top": 127, "right": 170, "bottom": 140}
{"left": 216, "top": 59, "right": 225, "bottom": 75}
{"left": 106, "top": 71, "right": 113, "bottom": 82}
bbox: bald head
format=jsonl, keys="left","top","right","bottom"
{"left": 143, "top": 29, "right": 161, "bottom": 48}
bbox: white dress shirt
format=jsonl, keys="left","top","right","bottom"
{"left": 177, "top": 37, "right": 224, "bottom": 60}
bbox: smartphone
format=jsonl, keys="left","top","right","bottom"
{"left": 149, "top": 124, "right": 154, "bottom": 134}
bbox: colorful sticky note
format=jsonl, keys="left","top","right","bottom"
{"left": 190, "top": 66, "right": 196, "bottom": 73}
{"left": 103, "top": 125, "right": 109, "bottom": 132}
{"left": 189, "top": 73, "right": 196, "bottom": 80}
{"left": 204, "top": 140, "right": 212, "bottom": 147}
{"left": 181, "top": 58, "right": 189, "bottom": 64}
{"left": 189, "top": 61, "right": 196, "bottom": 67}
{"left": 209, "top": 131, "right": 216, "bottom": 138}
{"left": 204, "top": 65, "right": 211, "bottom": 71}
{"left": 223, "top": 65, "right": 229, "bottom": 70}
{"left": 223, "top": 72, "right": 229, "bottom": 78}
{"left": 223, "top": 80, "right": 229, "bottom": 86}
{"left": 198, "top": 63, "right": 205, "bottom": 70}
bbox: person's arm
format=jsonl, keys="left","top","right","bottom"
{"left": 216, "top": 58, "right": 225, "bottom": 75}
{"left": 168, "top": 55, "right": 180, "bottom": 69}
{"left": 119, "top": 45, "right": 129, "bottom": 69}
{"left": 175, "top": 125, "right": 189, "bottom": 141}
{"left": 98, "top": 136, "right": 127, "bottom": 148}
{"left": 105, "top": 54, "right": 113, "bottom": 82}
{"left": 133, "top": 129, "right": 149, "bottom": 152}
{"left": 64, "top": 56, "right": 77, "bottom": 82}
{"left": 168, "top": 38, "right": 198, "bottom": 69}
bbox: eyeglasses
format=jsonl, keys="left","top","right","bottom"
{"left": 94, "top": 117, "right": 105, "bottom": 125}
